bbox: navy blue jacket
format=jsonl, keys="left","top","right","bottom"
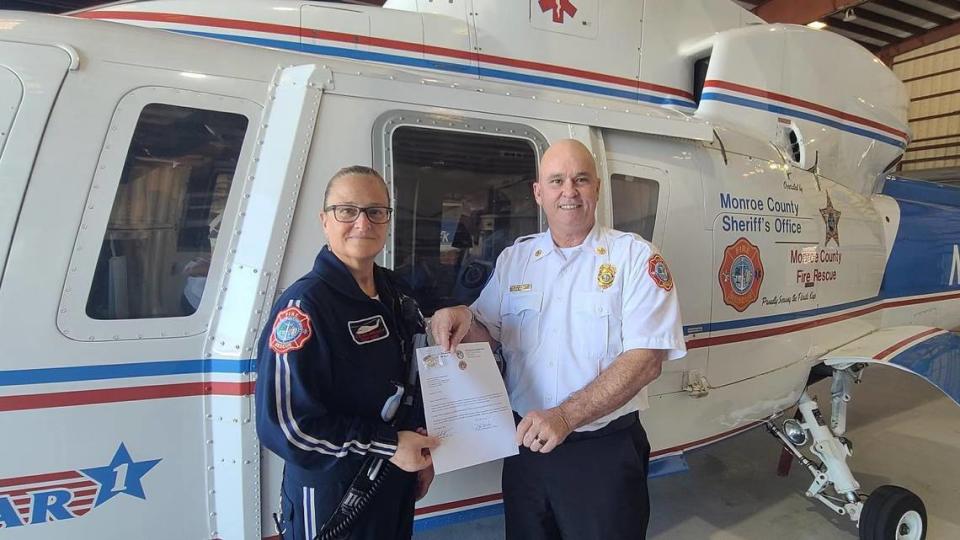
{"left": 255, "top": 246, "right": 423, "bottom": 482}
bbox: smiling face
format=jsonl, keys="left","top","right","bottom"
{"left": 533, "top": 139, "right": 600, "bottom": 245}
{"left": 320, "top": 173, "right": 391, "bottom": 264}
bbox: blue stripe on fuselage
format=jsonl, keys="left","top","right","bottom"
{"left": 172, "top": 30, "right": 697, "bottom": 107}
{"left": 0, "top": 359, "right": 253, "bottom": 386}
{"left": 888, "top": 332, "right": 960, "bottom": 406}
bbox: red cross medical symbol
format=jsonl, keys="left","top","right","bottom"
{"left": 538, "top": 0, "right": 577, "bottom": 23}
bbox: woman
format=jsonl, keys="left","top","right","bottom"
{"left": 255, "top": 166, "right": 439, "bottom": 540}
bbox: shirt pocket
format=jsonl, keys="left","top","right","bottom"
{"left": 499, "top": 291, "right": 542, "bottom": 355}
{"left": 573, "top": 292, "right": 620, "bottom": 365}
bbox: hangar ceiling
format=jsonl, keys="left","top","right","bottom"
{"left": 738, "top": 0, "right": 960, "bottom": 64}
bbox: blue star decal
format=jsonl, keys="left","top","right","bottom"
{"left": 80, "top": 443, "right": 161, "bottom": 508}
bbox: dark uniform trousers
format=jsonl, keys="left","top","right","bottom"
{"left": 502, "top": 413, "right": 651, "bottom": 540}
{"left": 279, "top": 462, "right": 416, "bottom": 540}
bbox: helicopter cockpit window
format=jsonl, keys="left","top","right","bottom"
{"left": 610, "top": 173, "right": 659, "bottom": 241}
{"left": 391, "top": 126, "right": 539, "bottom": 316}
{"left": 85, "top": 103, "right": 248, "bottom": 320}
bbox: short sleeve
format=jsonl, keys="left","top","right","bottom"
{"left": 469, "top": 250, "right": 507, "bottom": 342}
{"left": 621, "top": 247, "right": 687, "bottom": 361}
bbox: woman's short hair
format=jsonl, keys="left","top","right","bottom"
{"left": 323, "top": 166, "right": 390, "bottom": 207}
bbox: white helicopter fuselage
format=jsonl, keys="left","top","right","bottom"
{"left": 1, "top": 1, "right": 959, "bottom": 538}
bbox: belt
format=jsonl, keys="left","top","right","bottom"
{"left": 512, "top": 411, "right": 639, "bottom": 443}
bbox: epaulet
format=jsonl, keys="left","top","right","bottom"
{"left": 613, "top": 228, "right": 650, "bottom": 242}
{"left": 513, "top": 233, "right": 538, "bottom": 245}
{"left": 606, "top": 228, "right": 633, "bottom": 240}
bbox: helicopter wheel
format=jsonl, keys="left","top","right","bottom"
{"left": 858, "top": 485, "right": 926, "bottom": 540}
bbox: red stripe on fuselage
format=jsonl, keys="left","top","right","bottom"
{"left": 687, "top": 291, "right": 960, "bottom": 349}
{"left": 703, "top": 80, "right": 908, "bottom": 140}
{"left": 873, "top": 327, "right": 943, "bottom": 360}
{"left": 404, "top": 421, "right": 767, "bottom": 522}
{"left": 0, "top": 471, "right": 82, "bottom": 489}
{"left": 650, "top": 421, "right": 762, "bottom": 457}
{"left": 75, "top": 11, "right": 694, "bottom": 100}
{"left": 415, "top": 492, "right": 503, "bottom": 515}
{"left": 0, "top": 480, "right": 96, "bottom": 499}
{"left": 0, "top": 381, "right": 254, "bottom": 412}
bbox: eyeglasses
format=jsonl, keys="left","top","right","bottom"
{"left": 324, "top": 204, "right": 394, "bottom": 224}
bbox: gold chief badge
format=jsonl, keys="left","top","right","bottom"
{"left": 597, "top": 263, "right": 617, "bottom": 289}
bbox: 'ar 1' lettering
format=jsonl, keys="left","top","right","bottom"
{"left": 0, "top": 495, "right": 24, "bottom": 528}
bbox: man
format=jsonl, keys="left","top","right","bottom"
{"left": 431, "top": 140, "right": 686, "bottom": 539}
{"left": 255, "top": 166, "right": 439, "bottom": 540}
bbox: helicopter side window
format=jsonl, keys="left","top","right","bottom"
{"left": 610, "top": 173, "right": 659, "bottom": 241}
{"left": 85, "top": 103, "right": 248, "bottom": 320}
{"left": 390, "top": 125, "right": 541, "bottom": 316}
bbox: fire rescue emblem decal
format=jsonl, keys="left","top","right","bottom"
{"left": 349, "top": 315, "right": 390, "bottom": 345}
{"left": 538, "top": 0, "right": 577, "bottom": 23}
{"left": 270, "top": 306, "right": 313, "bottom": 354}
{"left": 719, "top": 237, "right": 764, "bottom": 312}
{"left": 0, "top": 443, "right": 160, "bottom": 529}
{"left": 647, "top": 254, "right": 674, "bottom": 291}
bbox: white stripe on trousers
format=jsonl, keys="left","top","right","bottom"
{"left": 302, "top": 486, "right": 318, "bottom": 539}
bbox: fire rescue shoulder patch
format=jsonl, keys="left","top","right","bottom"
{"left": 647, "top": 254, "right": 674, "bottom": 291}
{"left": 269, "top": 306, "right": 313, "bottom": 354}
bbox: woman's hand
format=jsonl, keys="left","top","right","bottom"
{"left": 389, "top": 430, "right": 440, "bottom": 472}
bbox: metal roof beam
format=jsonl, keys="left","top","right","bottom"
{"left": 879, "top": 18, "right": 960, "bottom": 63}
{"left": 5, "top": 0, "right": 79, "bottom": 9}
{"left": 923, "top": 0, "right": 960, "bottom": 13}
{"left": 753, "top": 0, "right": 866, "bottom": 24}
{"left": 826, "top": 18, "right": 902, "bottom": 43}
{"left": 871, "top": 0, "right": 953, "bottom": 25}
{"left": 846, "top": 8, "right": 927, "bottom": 35}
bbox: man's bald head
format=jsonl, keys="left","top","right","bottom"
{"left": 533, "top": 139, "right": 600, "bottom": 246}
{"left": 538, "top": 139, "right": 597, "bottom": 182}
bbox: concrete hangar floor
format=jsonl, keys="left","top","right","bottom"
{"left": 415, "top": 364, "right": 960, "bottom": 540}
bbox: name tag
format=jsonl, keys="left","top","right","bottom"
{"left": 509, "top": 283, "right": 532, "bottom": 292}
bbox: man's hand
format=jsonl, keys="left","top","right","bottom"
{"left": 430, "top": 305, "right": 473, "bottom": 352}
{"left": 389, "top": 431, "right": 440, "bottom": 472}
{"left": 516, "top": 407, "right": 573, "bottom": 454}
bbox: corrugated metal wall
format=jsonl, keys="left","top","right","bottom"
{"left": 894, "top": 35, "right": 960, "bottom": 172}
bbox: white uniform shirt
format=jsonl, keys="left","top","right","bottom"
{"left": 471, "top": 224, "right": 686, "bottom": 431}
